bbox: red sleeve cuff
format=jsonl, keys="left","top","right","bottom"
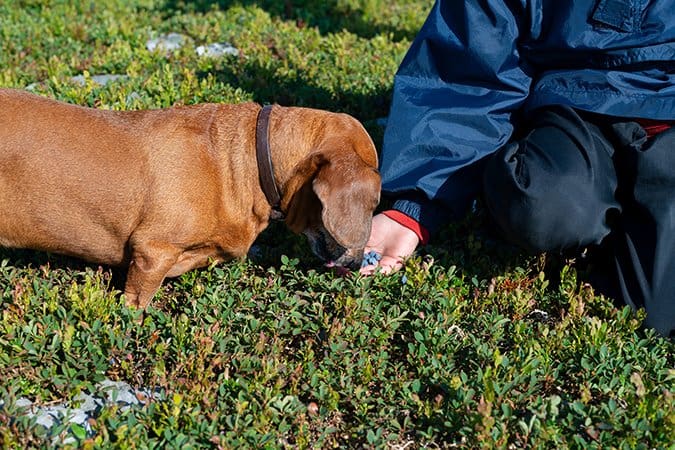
{"left": 383, "top": 210, "right": 430, "bottom": 245}
{"left": 635, "top": 119, "right": 672, "bottom": 138}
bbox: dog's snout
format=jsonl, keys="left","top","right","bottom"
{"left": 305, "top": 227, "right": 366, "bottom": 270}
{"left": 344, "top": 253, "right": 364, "bottom": 271}
{"left": 331, "top": 246, "right": 364, "bottom": 270}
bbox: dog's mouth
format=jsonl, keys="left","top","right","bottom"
{"left": 305, "top": 228, "right": 363, "bottom": 271}
{"left": 324, "top": 261, "right": 352, "bottom": 277}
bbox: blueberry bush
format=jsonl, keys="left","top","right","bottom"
{"left": 0, "top": 1, "right": 673, "bottom": 448}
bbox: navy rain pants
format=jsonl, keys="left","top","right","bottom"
{"left": 484, "top": 106, "right": 675, "bottom": 337}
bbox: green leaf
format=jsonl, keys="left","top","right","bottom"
{"left": 70, "top": 423, "right": 86, "bottom": 440}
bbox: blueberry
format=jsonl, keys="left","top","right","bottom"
{"left": 361, "top": 250, "right": 382, "bottom": 267}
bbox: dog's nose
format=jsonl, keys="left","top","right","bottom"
{"left": 338, "top": 250, "right": 364, "bottom": 271}
{"left": 346, "top": 257, "right": 362, "bottom": 271}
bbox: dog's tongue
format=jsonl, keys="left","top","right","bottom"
{"left": 325, "top": 261, "right": 350, "bottom": 276}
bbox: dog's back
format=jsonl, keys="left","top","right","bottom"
{"left": 0, "top": 89, "right": 150, "bottom": 263}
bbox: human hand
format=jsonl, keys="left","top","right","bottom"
{"left": 359, "top": 213, "right": 420, "bottom": 275}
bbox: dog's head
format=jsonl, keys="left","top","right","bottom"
{"left": 281, "top": 129, "right": 381, "bottom": 270}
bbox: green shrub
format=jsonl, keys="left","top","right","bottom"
{"left": 0, "top": 1, "right": 673, "bottom": 448}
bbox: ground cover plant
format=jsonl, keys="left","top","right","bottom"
{"left": 1, "top": 0, "right": 673, "bottom": 448}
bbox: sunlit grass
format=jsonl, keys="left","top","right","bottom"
{"left": 0, "top": 1, "right": 673, "bottom": 448}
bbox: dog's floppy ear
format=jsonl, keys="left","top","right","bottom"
{"left": 281, "top": 153, "right": 327, "bottom": 235}
{"left": 312, "top": 151, "right": 381, "bottom": 249}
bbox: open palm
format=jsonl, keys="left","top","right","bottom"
{"left": 360, "top": 213, "right": 420, "bottom": 274}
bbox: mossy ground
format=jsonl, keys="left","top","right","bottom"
{"left": 0, "top": 1, "right": 673, "bottom": 448}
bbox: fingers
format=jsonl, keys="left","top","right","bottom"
{"left": 359, "top": 249, "right": 404, "bottom": 275}
{"left": 359, "top": 255, "right": 403, "bottom": 275}
{"left": 358, "top": 213, "right": 421, "bottom": 276}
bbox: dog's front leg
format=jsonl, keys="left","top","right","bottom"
{"left": 124, "top": 241, "right": 182, "bottom": 309}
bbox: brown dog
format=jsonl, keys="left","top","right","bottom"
{"left": 0, "top": 88, "right": 380, "bottom": 308}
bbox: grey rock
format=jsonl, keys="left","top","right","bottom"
{"left": 14, "top": 398, "right": 33, "bottom": 408}
{"left": 32, "top": 407, "right": 61, "bottom": 429}
{"left": 196, "top": 42, "right": 239, "bottom": 58}
{"left": 528, "top": 309, "right": 551, "bottom": 323}
{"left": 146, "top": 32, "right": 188, "bottom": 53}
{"left": 70, "top": 74, "right": 129, "bottom": 86}
{"left": 1, "top": 378, "right": 162, "bottom": 440}
{"left": 72, "top": 391, "right": 104, "bottom": 413}
{"left": 26, "top": 74, "right": 127, "bottom": 91}
{"left": 126, "top": 91, "right": 142, "bottom": 104}
{"left": 98, "top": 379, "right": 144, "bottom": 408}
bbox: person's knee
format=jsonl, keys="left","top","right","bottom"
{"left": 483, "top": 141, "right": 615, "bottom": 253}
{"left": 483, "top": 106, "right": 621, "bottom": 253}
{"left": 484, "top": 159, "right": 567, "bottom": 252}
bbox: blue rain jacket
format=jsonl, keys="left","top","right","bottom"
{"left": 382, "top": 0, "right": 675, "bottom": 234}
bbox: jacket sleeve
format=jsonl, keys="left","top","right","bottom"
{"left": 380, "top": 0, "right": 532, "bottom": 234}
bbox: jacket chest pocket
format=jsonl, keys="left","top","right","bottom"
{"left": 591, "top": 0, "right": 650, "bottom": 32}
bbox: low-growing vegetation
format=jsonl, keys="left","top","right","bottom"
{"left": 1, "top": 1, "right": 673, "bottom": 448}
